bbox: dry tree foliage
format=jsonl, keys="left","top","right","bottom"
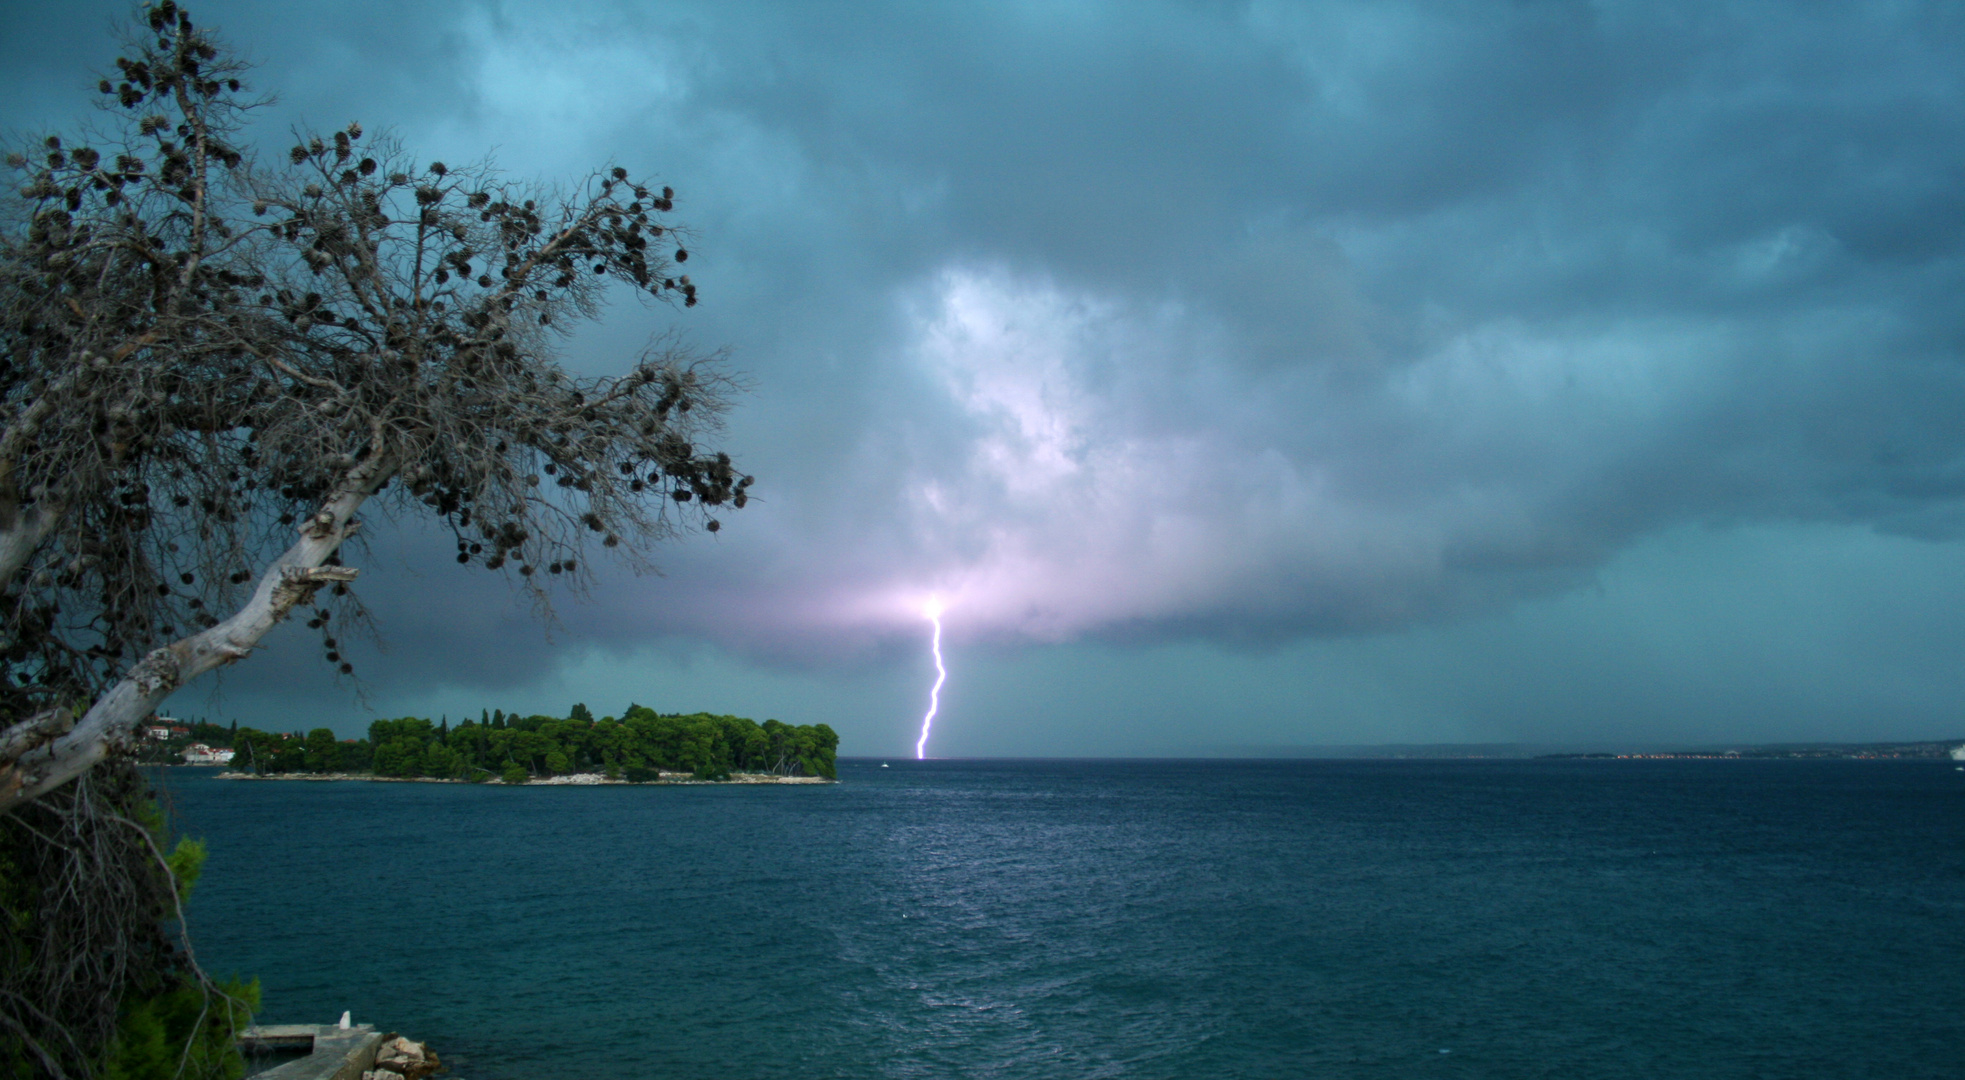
{"left": 0, "top": 2, "right": 747, "bottom": 810}
{"left": 0, "top": 3, "right": 749, "bottom": 1072}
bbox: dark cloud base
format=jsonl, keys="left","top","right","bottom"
{"left": 8, "top": 0, "right": 1965, "bottom": 749}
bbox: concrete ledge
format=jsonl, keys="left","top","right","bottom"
{"left": 242, "top": 1024, "right": 382, "bottom": 1080}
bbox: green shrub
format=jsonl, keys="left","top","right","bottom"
{"left": 500, "top": 763, "right": 529, "bottom": 785}
{"left": 106, "top": 977, "right": 259, "bottom": 1080}
{"left": 2, "top": 770, "right": 261, "bottom": 1080}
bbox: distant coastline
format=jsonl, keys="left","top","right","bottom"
{"left": 213, "top": 770, "right": 833, "bottom": 785}
{"left": 1536, "top": 739, "right": 1965, "bottom": 761}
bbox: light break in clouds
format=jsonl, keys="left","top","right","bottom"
{"left": 4, "top": 0, "right": 1965, "bottom": 753}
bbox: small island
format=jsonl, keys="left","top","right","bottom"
{"left": 186, "top": 703, "right": 837, "bottom": 784}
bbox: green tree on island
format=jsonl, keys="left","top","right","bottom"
{"left": 0, "top": 3, "right": 752, "bottom": 1073}
{"left": 304, "top": 727, "right": 340, "bottom": 773}
{"left": 234, "top": 705, "right": 839, "bottom": 783}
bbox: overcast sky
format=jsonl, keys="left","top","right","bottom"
{"left": 6, "top": 0, "right": 1965, "bottom": 754}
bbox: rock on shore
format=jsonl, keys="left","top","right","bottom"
{"left": 367, "top": 1035, "right": 439, "bottom": 1080}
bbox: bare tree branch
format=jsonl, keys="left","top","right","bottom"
{"left": 0, "top": 3, "right": 753, "bottom": 1067}
{"left": 0, "top": 452, "right": 383, "bottom": 812}
{"left": 0, "top": 5, "right": 746, "bottom": 803}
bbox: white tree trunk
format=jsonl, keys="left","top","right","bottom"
{"left": 0, "top": 465, "right": 386, "bottom": 814}
{"left": 0, "top": 502, "right": 62, "bottom": 587}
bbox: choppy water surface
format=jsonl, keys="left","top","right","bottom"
{"left": 163, "top": 758, "right": 1964, "bottom": 1078}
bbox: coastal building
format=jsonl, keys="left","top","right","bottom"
{"left": 182, "top": 743, "right": 236, "bottom": 765}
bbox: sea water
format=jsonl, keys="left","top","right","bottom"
{"left": 161, "top": 758, "right": 1964, "bottom": 1079}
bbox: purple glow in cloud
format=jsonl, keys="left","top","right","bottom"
{"left": 595, "top": 266, "right": 1805, "bottom": 661}
{"left": 915, "top": 597, "right": 947, "bottom": 759}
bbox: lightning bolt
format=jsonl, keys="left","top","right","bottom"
{"left": 915, "top": 597, "right": 947, "bottom": 759}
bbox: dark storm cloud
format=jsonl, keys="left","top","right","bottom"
{"left": 7, "top": 1, "right": 1965, "bottom": 726}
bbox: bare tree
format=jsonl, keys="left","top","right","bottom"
{"left": 0, "top": 2, "right": 749, "bottom": 814}
{"left": 2, "top": 3, "right": 753, "bottom": 1072}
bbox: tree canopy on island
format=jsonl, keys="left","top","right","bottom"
{"left": 232, "top": 706, "right": 839, "bottom": 782}
{"left": 0, "top": 4, "right": 753, "bottom": 1075}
